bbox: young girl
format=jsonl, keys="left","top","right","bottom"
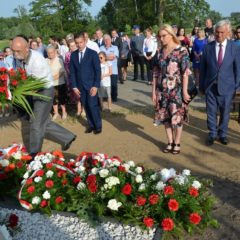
{"left": 98, "top": 51, "right": 112, "bottom": 111}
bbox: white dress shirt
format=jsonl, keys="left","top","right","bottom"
{"left": 143, "top": 36, "right": 157, "bottom": 58}
{"left": 24, "top": 50, "right": 53, "bottom": 88}
{"left": 78, "top": 47, "right": 87, "bottom": 63}
{"left": 215, "top": 38, "right": 227, "bottom": 62}
{"left": 87, "top": 40, "right": 100, "bottom": 53}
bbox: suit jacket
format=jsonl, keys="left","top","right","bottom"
{"left": 95, "top": 38, "right": 104, "bottom": 48}
{"left": 199, "top": 40, "right": 240, "bottom": 95}
{"left": 70, "top": 47, "right": 101, "bottom": 92}
{"left": 112, "top": 37, "right": 123, "bottom": 53}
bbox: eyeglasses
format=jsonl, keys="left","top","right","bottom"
{"left": 159, "top": 34, "right": 169, "bottom": 38}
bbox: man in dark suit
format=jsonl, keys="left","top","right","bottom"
{"left": 111, "top": 29, "right": 123, "bottom": 83}
{"left": 200, "top": 20, "right": 240, "bottom": 145}
{"left": 70, "top": 33, "right": 102, "bottom": 134}
{"left": 95, "top": 28, "right": 104, "bottom": 48}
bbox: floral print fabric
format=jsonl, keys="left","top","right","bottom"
{"left": 153, "top": 46, "right": 190, "bottom": 127}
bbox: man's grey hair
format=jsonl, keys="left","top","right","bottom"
{"left": 214, "top": 19, "right": 232, "bottom": 32}
{"left": 103, "top": 34, "right": 111, "bottom": 40}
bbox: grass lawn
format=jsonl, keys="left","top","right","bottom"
{"left": 0, "top": 40, "right": 9, "bottom": 50}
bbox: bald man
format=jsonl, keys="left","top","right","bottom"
{"left": 11, "top": 37, "right": 76, "bottom": 157}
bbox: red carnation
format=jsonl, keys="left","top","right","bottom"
{"left": 189, "top": 187, "right": 199, "bottom": 197}
{"left": 189, "top": 213, "right": 201, "bottom": 225}
{"left": 143, "top": 217, "right": 154, "bottom": 228}
{"left": 62, "top": 179, "right": 68, "bottom": 186}
{"left": 46, "top": 163, "right": 53, "bottom": 169}
{"left": 118, "top": 165, "right": 126, "bottom": 172}
{"left": 11, "top": 80, "right": 18, "bottom": 86}
{"left": 55, "top": 196, "right": 64, "bottom": 204}
{"left": 26, "top": 178, "right": 33, "bottom": 185}
{"left": 8, "top": 214, "right": 18, "bottom": 228}
{"left": 40, "top": 200, "right": 48, "bottom": 208}
{"left": 57, "top": 170, "right": 66, "bottom": 178}
{"left": 161, "top": 218, "right": 174, "bottom": 231}
{"left": 36, "top": 169, "right": 44, "bottom": 177}
{"left": 45, "top": 180, "right": 54, "bottom": 189}
{"left": 164, "top": 186, "right": 175, "bottom": 195}
{"left": 21, "top": 155, "right": 32, "bottom": 161}
{"left": 136, "top": 196, "right": 147, "bottom": 206}
{"left": 16, "top": 161, "right": 23, "bottom": 168}
{"left": 168, "top": 199, "right": 179, "bottom": 212}
{"left": 121, "top": 183, "right": 132, "bottom": 195}
{"left": 27, "top": 185, "right": 35, "bottom": 194}
{"left": 148, "top": 194, "right": 159, "bottom": 205}
{"left": 88, "top": 182, "right": 97, "bottom": 193}
{"left": 73, "top": 176, "right": 81, "bottom": 184}
{"left": 86, "top": 175, "right": 97, "bottom": 184}
{"left": 92, "top": 159, "right": 98, "bottom": 166}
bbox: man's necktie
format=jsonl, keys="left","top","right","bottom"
{"left": 217, "top": 43, "right": 223, "bottom": 66}
{"left": 98, "top": 40, "right": 101, "bottom": 47}
{"left": 79, "top": 51, "right": 83, "bottom": 63}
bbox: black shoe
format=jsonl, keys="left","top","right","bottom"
{"left": 206, "top": 136, "right": 215, "bottom": 146}
{"left": 219, "top": 137, "right": 228, "bottom": 145}
{"left": 94, "top": 129, "right": 102, "bottom": 134}
{"left": 85, "top": 128, "right": 93, "bottom": 133}
{"left": 62, "top": 135, "right": 76, "bottom": 151}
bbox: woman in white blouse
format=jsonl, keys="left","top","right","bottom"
{"left": 143, "top": 27, "right": 157, "bottom": 85}
{"left": 47, "top": 46, "right": 68, "bottom": 120}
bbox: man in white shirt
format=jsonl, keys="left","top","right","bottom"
{"left": 11, "top": 37, "right": 76, "bottom": 157}
{"left": 83, "top": 31, "right": 100, "bottom": 53}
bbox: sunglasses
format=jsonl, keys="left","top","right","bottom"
{"left": 99, "top": 57, "right": 104, "bottom": 59}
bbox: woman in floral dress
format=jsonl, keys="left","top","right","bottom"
{"left": 152, "top": 24, "right": 191, "bottom": 154}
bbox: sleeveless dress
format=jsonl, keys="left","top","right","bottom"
{"left": 153, "top": 46, "right": 191, "bottom": 127}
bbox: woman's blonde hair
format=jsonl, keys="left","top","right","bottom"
{"left": 159, "top": 24, "right": 180, "bottom": 44}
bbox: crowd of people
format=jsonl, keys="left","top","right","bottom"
{"left": 0, "top": 17, "right": 240, "bottom": 155}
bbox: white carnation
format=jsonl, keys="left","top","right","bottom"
{"left": 150, "top": 174, "right": 157, "bottom": 181}
{"left": 46, "top": 170, "right": 54, "bottom": 178}
{"left": 99, "top": 169, "right": 109, "bottom": 178}
{"left": 34, "top": 176, "right": 42, "bottom": 183}
{"left": 135, "top": 167, "right": 143, "bottom": 174}
{"left": 0, "top": 159, "right": 9, "bottom": 167}
{"left": 182, "top": 169, "right": 191, "bottom": 176}
{"left": 70, "top": 159, "right": 75, "bottom": 162}
{"left": 155, "top": 181, "right": 166, "bottom": 190}
{"left": 105, "top": 176, "right": 120, "bottom": 188}
{"left": 122, "top": 163, "right": 130, "bottom": 171}
{"left": 91, "top": 167, "right": 98, "bottom": 175}
{"left": 175, "top": 176, "right": 185, "bottom": 185}
{"left": 77, "top": 182, "right": 86, "bottom": 190}
{"left": 127, "top": 161, "right": 135, "bottom": 167}
{"left": 135, "top": 174, "right": 143, "bottom": 183}
{"left": 42, "top": 157, "right": 51, "bottom": 164}
{"left": 107, "top": 199, "right": 122, "bottom": 211}
{"left": 42, "top": 190, "right": 51, "bottom": 199}
{"left": 192, "top": 180, "right": 201, "bottom": 189}
{"left": 29, "top": 160, "right": 43, "bottom": 171}
{"left": 161, "top": 168, "right": 176, "bottom": 182}
{"left": 138, "top": 183, "right": 146, "bottom": 191}
{"left": 23, "top": 171, "right": 29, "bottom": 179}
{"left": 32, "top": 196, "right": 41, "bottom": 205}
{"left": 110, "top": 160, "right": 121, "bottom": 167}
{"left": 12, "top": 151, "right": 22, "bottom": 160}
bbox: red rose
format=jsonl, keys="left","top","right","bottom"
{"left": 168, "top": 199, "right": 179, "bottom": 212}
{"left": 57, "top": 170, "right": 66, "bottom": 178}
{"left": 118, "top": 166, "right": 126, "bottom": 172}
{"left": 189, "top": 187, "right": 199, "bottom": 197}
{"left": 143, "top": 217, "right": 154, "bottom": 228}
{"left": 26, "top": 178, "right": 33, "bottom": 185}
{"left": 86, "top": 175, "right": 97, "bottom": 184}
{"left": 148, "top": 194, "right": 159, "bottom": 205}
{"left": 36, "top": 169, "right": 44, "bottom": 177}
{"left": 161, "top": 218, "right": 174, "bottom": 231}
{"left": 88, "top": 182, "right": 97, "bottom": 193}
{"left": 164, "top": 186, "right": 175, "bottom": 195}
{"left": 27, "top": 185, "right": 35, "bottom": 194}
{"left": 8, "top": 214, "right": 18, "bottom": 228}
{"left": 46, "top": 163, "right": 53, "bottom": 169}
{"left": 136, "top": 196, "right": 147, "bottom": 206}
{"left": 45, "top": 180, "right": 54, "bottom": 189}
{"left": 11, "top": 80, "right": 18, "bottom": 86}
{"left": 55, "top": 196, "right": 64, "bottom": 204}
{"left": 40, "top": 200, "right": 48, "bottom": 208}
{"left": 16, "top": 161, "right": 23, "bottom": 168}
{"left": 73, "top": 176, "right": 81, "bottom": 184}
{"left": 121, "top": 183, "right": 132, "bottom": 195}
{"left": 92, "top": 159, "right": 98, "bottom": 166}
{"left": 189, "top": 213, "right": 201, "bottom": 225}
{"left": 62, "top": 179, "right": 68, "bottom": 186}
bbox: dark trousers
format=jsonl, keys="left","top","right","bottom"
{"left": 111, "top": 74, "right": 118, "bottom": 101}
{"left": 206, "top": 84, "right": 234, "bottom": 138}
{"left": 81, "top": 88, "right": 102, "bottom": 130}
{"left": 29, "top": 87, "right": 75, "bottom": 154}
{"left": 117, "top": 59, "right": 122, "bottom": 81}
{"left": 133, "top": 55, "right": 145, "bottom": 80}
{"left": 145, "top": 52, "right": 153, "bottom": 82}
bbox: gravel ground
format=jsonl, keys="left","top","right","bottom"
{"left": 0, "top": 207, "right": 158, "bottom": 240}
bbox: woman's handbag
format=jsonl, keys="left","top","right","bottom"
{"left": 183, "top": 75, "right": 198, "bottom": 104}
